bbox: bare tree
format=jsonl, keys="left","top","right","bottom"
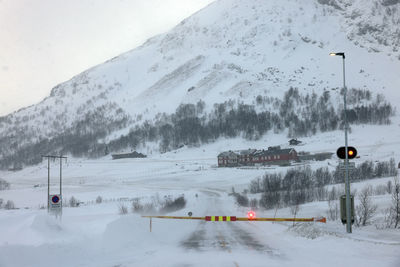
{"left": 96, "top": 196, "right": 103, "bottom": 204}
{"left": 290, "top": 201, "right": 301, "bottom": 226}
{"left": 386, "top": 180, "right": 393, "bottom": 194}
{"left": 0, "top": 178, "right": 10, "bottom": 190}
{"left": 327, "top": 198, "right": 339, "bottom": 221}
{"left": 356, "top": 185, "right": 377, "bottom": 226}
{"left": 4, "top": 200, "right": 15, "bottom": 210}
{"left": 382, "top": 177, "right": 400, "bottom": 229}
{"left": 391, "top": 177, "right": 400, "bottom": 228}
{"left": 69, "top": 196, "right": 79, "bottom": 207}
{"left": 118, "top": 203, "right": 128, "bottom": 215}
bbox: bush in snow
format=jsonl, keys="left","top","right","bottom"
{"left": 374, "top": 184, "right": 387, "bottom": 195}
{"left": 69, "top": 196, "right": 79, "bottom": 207}
{"left": 249, "top": 198, "right": 258, "bottom": 210}
{"left": 118, "top": 203, "right": 128, "bottom": 215}
{"left": 0, "top": 178, "right": 10, "bottom": 190}
{"left": 159, "top": 195, "right": 187, "bottom": 214}
{"left": 0, "top": 198, "right": 3, "bottom": 208}
{"left": 233, "top": 193, "right": 249, "bottom": 207}
{"left": 4, "top": 200, "right": 15, "bottom": 210}
{"left": 96, "top": 196, "right": 103, "bottom": 204}
{"left": 386, "top": 180, "right": 393, "bottom": 194}
{"left": 355, "top": 185, "right": 377, "bottom": 226}
{"left": 131, "top": 198, "right": 144, "bottom": 213}
{"left": 327, "top": 198, "right": 339, "bottom": 221}
{"left": 383, "top": 177, "right": 400, "bottom": 228}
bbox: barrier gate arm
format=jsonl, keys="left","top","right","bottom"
{"left": 236, "top": 217, "right": 326, "bottom": 223}
{"left": 142, "top": 215, "right": 326, "bottom": 222}
{"left": 142, "top": 215, "right": 326, "bottom": 231}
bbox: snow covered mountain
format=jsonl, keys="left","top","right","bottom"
{"left": 1, "top": 0, "right": 400, "bottom": 168}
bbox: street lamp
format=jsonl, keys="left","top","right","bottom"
{"left": 330, "top": 52, "right": 352, "bottom": 233}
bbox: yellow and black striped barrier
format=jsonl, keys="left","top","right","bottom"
{"left": 142, "top": 215, "right": 326, "bottom": 231}
{"left": 142, "top": 215, "right": 326, "bottom": 223}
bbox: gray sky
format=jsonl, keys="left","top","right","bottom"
{"left": 0, "top": 0, "right": 214, "bottom": 116}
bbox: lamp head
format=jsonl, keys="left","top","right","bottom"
{"left": 330, "top": 52, "right": 345, "bottom": 58}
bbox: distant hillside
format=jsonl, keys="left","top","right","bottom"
{"left": 1, "top": 0, "right": 399, "bottom": 169}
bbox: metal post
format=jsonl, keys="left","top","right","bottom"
{"left": 342, "top": 55, "right": 352, "bottom": 233}
{"left": 60, "top": 157, "right": 63, "bottom": 217}
{"left": 43, "top": 155, "right": 67, "bottom": 216}
{"left": 47, "top": 157, "right": 50, "bottom": 212}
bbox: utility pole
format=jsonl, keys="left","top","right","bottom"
{"left": 42, "top": 155, "right": 67, "bottom": 217}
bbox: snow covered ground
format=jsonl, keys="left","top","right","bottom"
{"left": 1, "top": 121, "right": 400, "bottom": 267}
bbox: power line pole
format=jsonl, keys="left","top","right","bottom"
{"left": 42, "top": 155, "right": 67, "bottom": 216}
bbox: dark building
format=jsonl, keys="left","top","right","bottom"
{"left": 111, "top": 151, "right": 147, "bottom": 160}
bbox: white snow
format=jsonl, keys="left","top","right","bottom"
{"left": 1, "top": 120, "right": 400, "bottom": 266}
{"left": 1, "top": 0, "right": 400, "bottom": 266}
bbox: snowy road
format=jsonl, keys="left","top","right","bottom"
{"left": 181, "top": 193, "right": 275, "bottom": 255}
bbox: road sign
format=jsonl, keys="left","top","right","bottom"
{"left": 339, "top": 162, "right": 355, "bottom": 170}
{"left": 51, "top": 195, "right": 60, "bottom": 204}
{"left": 49, "top": 194, "right": 62, "bottom": 215}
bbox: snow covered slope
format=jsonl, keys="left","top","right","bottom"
{"left": 1, "top": 0, "right": 399, "bottom": 161}
{"left": 1, "top": 134, "right": 400, "bottom": 266}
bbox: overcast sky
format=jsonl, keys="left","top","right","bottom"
{"left": 0, "top": 0, "right": 215, "bottom": 116}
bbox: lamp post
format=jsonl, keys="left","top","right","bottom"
{"left": 330, "top": 52, "right": 352, "bottom": 233}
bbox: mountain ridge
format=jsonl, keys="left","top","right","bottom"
{"left": 1, "top": 0, "right": 399, "bottom": 168}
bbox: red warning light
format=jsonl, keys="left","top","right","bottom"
{"left": 247, "top": 211, "right": 256, "bottom": 220}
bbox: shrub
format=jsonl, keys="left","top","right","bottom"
{"left": 327, "top": 199, "right": 339, "bottom": 221}
{"left": 250, "top": 198, "right": 258, "bottom": 209}
{"left": 234, "top": 193, "right": 249, "bottom": 207}
{"left": 4, "top": 200, "right": 15, "bottom": 210}
{"left": 159, "top": 195, "right": 187, "bottom": 213}
{"left": 355, "top": 186, "right": 377, "bottom": 226}
{"left": 374, "top": 184, "right": 387, "bottom": 195}
{"left": 132, "top": 199, "right": 144, "bottom": 213}
{"left": 118, "top": 203, "right": 128, "bottom": 215}
{"left": 96, "top": 196, "right": 103, "bottom": 204}
{"left": 0, "top": 178, "right": 10, "bottom": 190}
{"left": 69, "top": 196, "right": 79, "bottom": 207}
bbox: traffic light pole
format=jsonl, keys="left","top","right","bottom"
{"left": 342, "top": 54, "right": 352, "bottom": 233}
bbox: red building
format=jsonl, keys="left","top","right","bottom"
{"left": 218, "top": 146, "right": 298, "bottom": 167}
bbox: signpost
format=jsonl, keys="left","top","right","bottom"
{"left": 338, "top": 162, "right": 355, "bottom": 171}
{"left": 42, "top": 155, "right": 67, "bottom": 219}
{"left": 49, "top": 194, "right": 62, "bottom": 216}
